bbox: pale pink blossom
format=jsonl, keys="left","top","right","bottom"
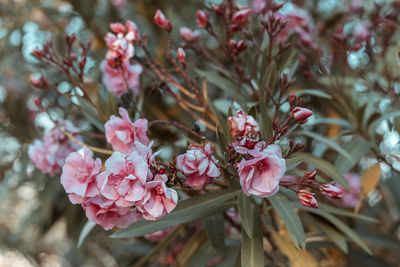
{"left": 105, "top": 20, "right": 138, "bottom": 63}
{"left": 177, "top": 48, "right": 186, "bottom": 64}
{"left": 320, "top": 183, "right": 342, "bottom": 199}
{"left": 237, "top": 144, "right": 286, "bottom": 198}
{"left": 101, "top": 60, "right": 142, "bottom": 97}
{"left": 111, "top": 0, "right": 127, "bottom": 9}
{"left": 97, "top": 146, "right": 152, "bottom": 208}
{"left": 353, "top": 21, "right": 371, "bottom": 43}
{"left": 291, "top": 107, "right": 313, "bottom": 124}
{"left": 334, "top": 173, "right": 361, "bottom": 208}
{"left": 179, "top": 27, "right": 200, "bottom": 42}
{"left": 83, "top": 195, "right": 142, "bottom": 230}
{"left": 228, "top": 110, "right": 259, "bottom": 138}
{"left": 176, "top": 144, "right": 220, "bottom": 187}
{"left": 28, "top": 120, "right": 80, "bottom": 175}
{"left": 137, "top": 174, "right": 178, "bottom": 220}
{"left": 298, "top": 190, "right": 319, "bottom": 208}
{"left": 60, "top": 148, "right": 102, "bottom": 200}
{"left": 105, "top": 107, "right": 150, "bottom": 154}
{"left": 197, "top": 10, "right": 209, "bottom": 28}
{"left": 231, "top": 135, "right": 263, "bottom": 154}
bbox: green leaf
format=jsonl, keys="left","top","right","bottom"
{"left": 294, "top": 130, "right": 354, "bottom": 162}
{"left": 259, "top": 61, "right": 277, "bottom": 103}
{"left": 311, "top": 118, "right": 355, "bottom": 130}
{"left": 208, "top": 96, "right": 229, "bottom": 141}
{"left": 293, "top": 203, "right": 371, "bottom": 254}
{"left": 111, "top": 189, "right": 239, "bottom": 238}
{"left": 285, "top": 155, "right": 304, "bottom": 169}
{"left": 292, "top": 152, "right": 351, "bottom": 191}
{"left": 241, "top": 204, "right": 264, "bottom": 267}
{"left": 203, "top": 213, "right": 226, "bottom": 252}
{"left": 319, "top": 204, "right": 378, "bottom": 223}
{"left": 258, "top": 103, "right": 273, "bottom": 139}
{"left": 318, "top": 220, "right": 348, "bottom": 253}
{"left": 238, "top": 192, "right": 254, "bottom": 238}
{"left": 292, "top": 89, "right": 332, "bottom": 99}
{"left": 77, "top": 221, "right": 96, "bottom": 248}
{"left": 268, "top": 194, "right": 305, "bottom": 249}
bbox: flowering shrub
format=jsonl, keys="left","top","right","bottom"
{"left": 2, "top": 0, "right": 400, "bottom": 265}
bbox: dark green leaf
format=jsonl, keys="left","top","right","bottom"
{"left": 318, "top": 220, "right": 348, "bottom": 253}
{"left": 204, "top": 213, "right": 226, "bottom": 252}
{"left": 268, "top": 194, "right": 305, "bottom": 249}
{"left": 238, "top": 192, "right": 254, "bottom": 238}
{"left": 241, "top": 204, "right": 264, "bottom": 267}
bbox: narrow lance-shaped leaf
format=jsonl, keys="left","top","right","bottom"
{"left": 268, "top": 194, "right": 306, "bottom": 249}
{"left": 317, "top": 220, "right": 348, "bottom": 253}
{"left": 238, "top": 192, "right": 254, "bottom": 238}
{"left": 77, "top": 221, "right": 96, "bottom": 248}
{"left": 241, "top": 203, "right": 264, "bottom": 267}
{"left": 203, "top": 213, "right": 226, "bottom": 252}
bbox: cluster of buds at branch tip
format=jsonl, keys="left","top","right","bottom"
{"left": 298, "top": 190, "right": 319, "bottom": 208}
{"left": 154, "top": 10, "right": 172, "bottom": 32}
{"left": 284, "top": 140, "right": 305, "bottom": 158}
{"left": 291, "top": 107, "right": 313, "bottom": 124}
{"left": 303, "top": 170, "right": 316, "bottom": 184}
{"left": 261, "top": 14, "right": 287, "bottom": 38}
{"left": 319, "top": 184, "right": 342, "bottom": 199}
{"left": 229, "top": 39, "right": 247, "bottom": 55}
{"left": 197, "top": 10, "right": 209, "bottom": 29}
{"left": 177, "top": 48, "right": 186, "bottom": 64}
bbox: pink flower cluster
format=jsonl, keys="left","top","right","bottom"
{"left": 228, "top": 110, "right": 286, "bottom": 198}
{"left": 60, "top": 108, "right": 178, "bottom": 230}
{"left": 176, "top": 144, "right": 220, "bottom": 187}
{"left": 102, "top": 20, "right": 142, "bottom": 97}
{"left": 28, "top": 120, "right": 80, "bottom": 176}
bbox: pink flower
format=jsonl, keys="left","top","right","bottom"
{"left": 111, "top": 0, "right": 127, "bottom": 9}
{"left": 101, "top": 60, "right": 142, "bottom": 97}
{"left": 228, "top": 110, "right": 259, "bottom": 138}
{"left": 353, "top": 21, "right": 371, "bottom": 43}
{"left": 231, "top": 138, "right": 264, "bottom": 154}
{"left": 60, "top": 148, "right": 102, "bottom": 200}
{"left": 83, "top": 196, "right": 142, "bottom": 230}
{"left": 137, "top": 174, "right": 178, "bottom": 220}
{"left": 176, "top": 144, "right": 220, "bottom": 187}
{"left": 144, "top": 227, "right": 175, "bottom": 242}
{"left": 232, "top": 8, "right": 251, "bottom": 24}
{"left": 105, "top": 33, "right": 134, "bottom": 62}
{"left": 334, "top": 173, "right": 361, "bottom": 208}
{"left": 28, "top": 120, "right": 80, "bottom": 175}
{"left": 291, "top": 107, "right": 313, "bottom": 124}
{"left": 320, "top": 183, "right": 342, "bottom": 199}
{"left": 97, "top": 144, "right": 153, "bottom": 208}
{"left": 105, "top": 107, "right": 150, "bottom": 154}
{"left": 179, "top": 27, "right": 200, "bottom": 42}
{"left": 298, "top": 190, "right": 319, "bottom": 208}
{"left": 154, "top": 10, "right": 172, "bottom": 32}
{"left": 197, "top": 10, "right": 209, "bottom": 28}
{"left": 237, "top": 144, "right": 286, "bottom": 198}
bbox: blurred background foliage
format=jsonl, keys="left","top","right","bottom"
{"left": 1, "top": 0, "right": 400, "bottom": 266}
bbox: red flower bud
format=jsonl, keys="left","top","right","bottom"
{"left": 177, "top": 47, "right": 186, "bottom": 64}
{"left": 298, "top": 190, "right": 319, "bottom": 208}
{"left": 31, "top": 48, "right": 44, "bottom": 59}
{"left": 34, "top": 97, "right": 43, "bottom": 110}
{"left": 158, "top": 168, "right": 166, "bottom": 174}
{"left": 31, "top": 78, "right": 43, "bottom": 88}
{"left": 230, "top": 24, "right": 240, "bottom": 32}
{"left": 289, "top": 91, "right": 296, "bottom": 105}
{"left": 236, "top": 40, "right": 247, "bottom": 52}
{"left": 212, "top": 4, "right": 223, "bottom": 15}
{"left": 232, "top": 8, "right": 251, "bottom": 24}
{"left": 179, "top": 27, "right": 200, "bottom": 42}
{"left": 291, "top": 107, "right": 313, "bottom": 124}
{"left": 228, "top": 39, "right": 237, "bottom": 48}
{"left": 197, "top": 10, "right": 209, "bottom": 29}
{"left": 154, "top": 9, "right": 172, "bottom": 32}
{"left": 320, "top": 184, "right": 342, "bottom": 199}
{"left": 79, "top": 57, "right": 87, "bottom": 70}
{"left": 304, "top": 170, "right": 317, "bottom": 180}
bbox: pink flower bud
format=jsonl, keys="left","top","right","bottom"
{"left": 212, "top": 4, "right": 223, "bottom": 15}
{"left": 79, "top": 57, "right": 86, "bottom": 70}
{"left": 34, "top": 98, "right": 43, "bottom": 110}
{"left": 298, "top": 190, "right": 319, "bottom": 208}
{"left": 291, "top": 107, "right": 313, "bottom": 124}
{"left": 177, "top": 47, "right": 186, "bottom": 64}
{"left": 179, "top": 27, "right": 200, "bottom": 42}
{"left": 304, "top": 170, "right": 316, "bottom": 180}
{"left": 236, "top": 40, "right": 247, "bottom": 52}
{"left": 230, "top": 24, "right": 240, "bottom": 32}
{"left": 31, "top": 78, "right": 43, "bottom": 88}
{"left": 320, "top": 184, "right": 342, "bottom": 199}
{"left": 289, "top": 91, "right": 296, "bottom": 105}
{"left": 232, "top": 8, "right": 251, "bottom": 24}
{"left": 197, "top": 10, "right": 209, "bottom": 29}
{"left": 31, "top": 48, "right": 44, "bottom": 59}
{"left": 154, "top": 9, "right": 172, "bottom": 32}
{"left": 110, "top": 23, "right": 126, "bottom": 34}
{"left": 228, "top": 39, "right": 237, "bottom": 48}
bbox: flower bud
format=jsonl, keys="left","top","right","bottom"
{"left": 289, "top": 91, "right": 296, "bottom": 105}
{"left": 179, "top": 27, "right": 200, "bottom": 42}
{"left": 232, "top": 8, "right": 251, "bottom": 24}
{"left": 197, "top": 10, "right": 209, "bottom": 29}
{"left": 230, "top": 24, "right": 240, "bottom": 32}
{"left": 177, "top": 48, "right": 186, "bottom": 64}
{"left": 228, "top": 39, "right": 237, "bottom": 48}
{"left": 31, "top": 78, "right": 43, "bottom": 88}
{"left": 31, "top": 48, "right": 44, "bottom": 59}
{"left": 212, "top": 4, "right": 224, "bottom": 15}
{"left": 79, "top": 56, "right": 87, "bottom": 70}
{"left": 298, "top": 190, "right": 319, "bottom": 208}
{"left": 291, "top": 107, "right": 313, "bottom": 124}
{"left": 320, "top": 184, "right": 342, "bottom": 199}
{"left": 304, "top": 170, "right": 317, "bottom": 180}
{"left": 236, "top": 40, "right": 247, "bottom": 52}
{"left": 34, "top": 98, "right": 43, "bottom": 110}
{"left": 154, "top": 9, "right": 172, "bottom": 32}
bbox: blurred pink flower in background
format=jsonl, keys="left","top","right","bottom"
{"left": 228, "top": 110, "right": 259, "bottom": 138}
{"left": 237, "top": 144, "right": 286, "bottom": 198}
{"left": 179, "top": 27, "right": 200, "bottom": 42}
{"left": 105, "top": 107, "right": 150, "bottom": 155}
{"left": 28, "top": 120, "right": 80, "bottom": 176}
{"left": 144, "top": 227, "right": 176, "bottom": 242}
{"left": 335, "top": 173, "right": 361, "bottom": 208}
{"left": 101, "top": 60, "right": 142, "bottom": 97}
{"left": 176, "top": 143, "right": 220, "bottom": 187}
